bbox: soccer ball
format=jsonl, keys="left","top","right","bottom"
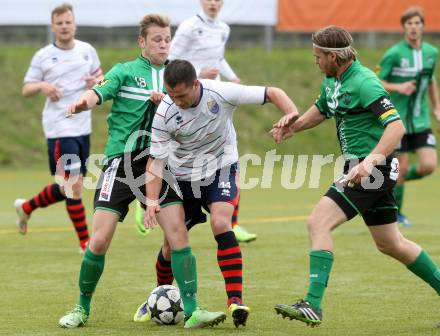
{"left": 147, "top": 285, "right": 184, "bottom": 325}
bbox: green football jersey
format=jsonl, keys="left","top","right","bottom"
{"left": 315, "top": 60, "right": 400, "bottom": 160}
{"left": 93, "top": 55, "right": 166, "bottom": 160}
{"left": 378, "top": 40, "right": 438, "bottom": 134}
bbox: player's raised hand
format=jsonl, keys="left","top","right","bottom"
{"left": 66, "top": 99, "right": 88, "bottom": 118}
{"left": 144, "top": 203, "right": 161, "bottom": 229}
{"left": 150, "top": 91, "right": 165, "bottom": 105}
{"left": 199, "top": 67, "right": 220, "bottom": 79}
{"left": 40, "top": 82, "right": 63, "bottom": 102}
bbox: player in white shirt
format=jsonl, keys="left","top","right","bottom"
{"left": 169, "top": 0, "right": 239, "bottom": 83}
{"left": 14, "top": 4, "right": 102, "bottom": 253}
{"left": 135, "top": 0, "right": 257, "bottom": 243}
{"left": 143, "top": 60, "right": 299, "bottom": 328}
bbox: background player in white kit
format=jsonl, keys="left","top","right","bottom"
{"left": 134, "top": 0, "right": 257, "bottom": 243}
{"left": 14, "top": 3, "right": 102, "bottom": 253}
{"left": 139, "top": 59, "right": 299, "bottom": 328}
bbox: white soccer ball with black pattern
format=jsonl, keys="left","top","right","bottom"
{"left": 147, "top": 285, "right": 184, "bottom": 325}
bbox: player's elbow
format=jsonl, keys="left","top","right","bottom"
{"left": 21, "top": 85, "right": 31, "bottom": 97}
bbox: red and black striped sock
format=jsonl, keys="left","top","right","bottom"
{"left": 215, "top": 230, "right": 243, "bottom": 306}
{"left": 22, "top": 183, "right": 65, "bottom": 215}
{"left": 65, "top": 198, "right": 89, "bottom": 249}
{"left": 156, "top": 248, "right": 174, "bottom": 286}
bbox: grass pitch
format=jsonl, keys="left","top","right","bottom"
{"left": 1, "top": 166, "right": 440, "bottom": 335}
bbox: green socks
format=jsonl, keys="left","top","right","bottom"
{"left": 393, "top": 184, "right": 404, "bottom": 213}
{"left": 407, "top": 250, "right": 440, "bottom": 295}
{"left": 305, "top": 250, "right": 334, "bottom": 311}
{"left": 79, "top": 249, "right": 105, "bottom": 314}
{"left": 171, "top": 247, "right": 198, "bottom": 317}
{"left": 405, "top": 164, "right": 422, "bottom": 181}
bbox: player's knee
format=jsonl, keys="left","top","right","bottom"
{"left": 71, "top": 181, "right": 83, "bottom": 198}
{"left": 375, "top": 239, "right": 403, "bottom": 257}
{"left": 165, "top": 225, "right": 188, "bottom": 249}
{"left": 307, "top": 213, "right": 322, "bottom": 233}
{"left": 89, "top": 233, "right": 110, "bottom": 254}
{"left": 210, "top": 215, "right": 230, "bottom": 233}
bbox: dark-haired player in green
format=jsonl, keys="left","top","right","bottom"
{"left": 58, "top": 13, "right": 226, "bottom": 329}
{"left": 272, "top": 25, "right": 440, "bottom": 327}
{"left": 378, "top": 6, "right": 440, "bottom": 228}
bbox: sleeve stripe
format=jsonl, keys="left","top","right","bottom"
{"left": 383, "top": 116, "right": 401, "bottom": 126}
{"left": 379, "top": 108, "right": 398, "bottom": 121}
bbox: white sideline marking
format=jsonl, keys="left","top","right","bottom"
{"left": 0, "top": 215, "right": 308, "bottom": 235}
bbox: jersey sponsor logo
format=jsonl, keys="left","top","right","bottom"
{"left": 221, "top": 188, "right": 230, "bottom": 197}
{"left": 342, "top": 92, "right": 352, "bottom": 105}
{"left": 51, "top": 57, "right": 58, "bottom": 63}
{"left": 99, "top": 158, "right": 121, "bottom": 202}
{"left": 379, "top": 97, "right": 394, "bottom": 110}
{"left": 81, "top": 52, "right": 89, "bottom": 61}
{"left": 207, "top": 100, "right": 220, "bottom": 114}
{"left": 176, "top": 115, "right": 183, "bottom": 125}
{"left": 96, "top": 79, "right": 109, "bottom": 87}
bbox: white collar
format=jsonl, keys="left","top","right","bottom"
{"left": 198, "top": 11, "right": 218, "bottom": 25}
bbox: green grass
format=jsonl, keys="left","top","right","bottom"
{"left": 1, "top": 46, "right": 439, "bottom": 168}
{"left": 1, "top": 166, "right": 440, "bottom": 335}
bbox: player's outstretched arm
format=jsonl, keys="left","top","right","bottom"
{"left": 271, "top": 105, "right": 326, "bottom": 143}
{"left": 265, "top": 87, "right": 299, "bottom": 118}
{"left": 66, "top": 90, "right": 99, "bottom": 117}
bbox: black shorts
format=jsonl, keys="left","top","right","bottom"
{"left": 395, "top": 129, "right": 436, "bottom": 153}
{"left": 94, "top": 151, "right": 181, "bottom": 222}
{"left": 325, "top": 157, "right": 399, "bottom": 226}
{"left": 47, "top": 135, "right": 90, "bottom": 176}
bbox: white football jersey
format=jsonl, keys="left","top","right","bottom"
{"left": 169, "top": 12, "right": 237, "bottom": 81}
{"left": 150, "top": 79, "right": 266, "bottom": 181}
{"left": 24, "top": 39, "right": 101, "bottom": 139}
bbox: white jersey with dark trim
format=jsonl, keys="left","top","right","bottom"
{"left": 150, "top": 79, "right": 266, "bottom": 181}
{"left": 24, "top": 39, "right": 102, "bottom": 138}
{"left": 169, "top": 12, "right": 237, "bottom": 81}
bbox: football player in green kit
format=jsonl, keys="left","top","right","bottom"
{"left": 378, "top": 6, "right": 440, "bottom": 227}
{"left": 58, "top": 14, "right": 226, "bottom": 329}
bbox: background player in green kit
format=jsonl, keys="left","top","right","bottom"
{"left": 378, "top": 6, "right": 440, "bottom": 227}
{"left": 271, "top": 26, "right": 440, "bottom": 327}
{"left": 58, "top": 14, "right": 226, "bottom": 329}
